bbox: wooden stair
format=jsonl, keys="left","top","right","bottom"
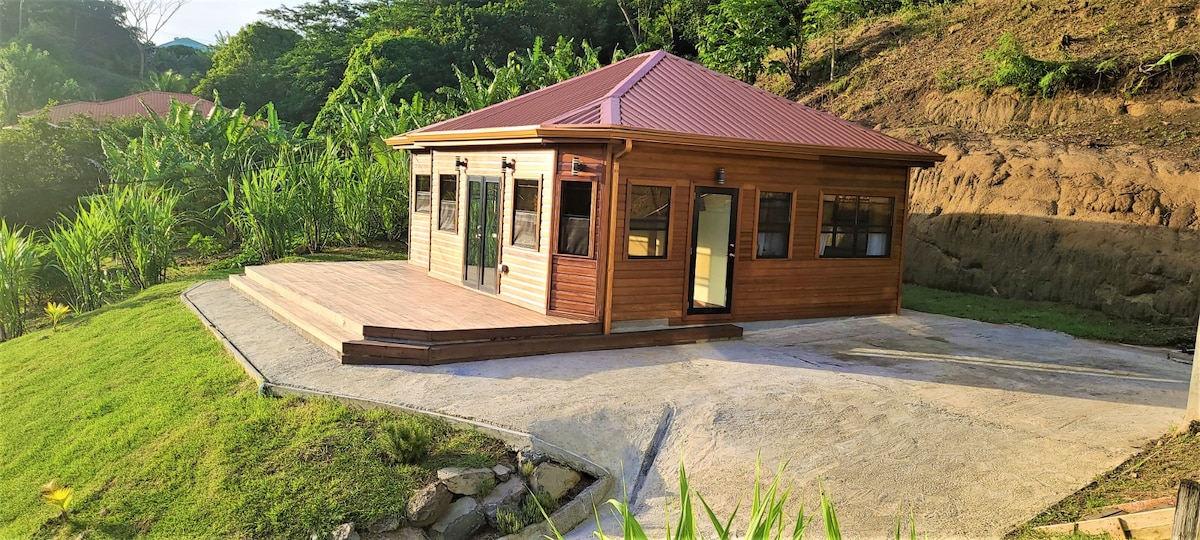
{"left": 229, "top": 268, "right": 744, "bottom": 365}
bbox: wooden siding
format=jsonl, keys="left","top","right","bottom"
{"left": 409, "top": 152, "right": 433, "bottom": 270}
{"left": 548, "top": 145, "right": 607, "bottom": 319}
{"left": 421, "top": 147, "right": 556, "bottom": 313}
{"left": 609, "top": 142, "right": 910, "bottom": 323}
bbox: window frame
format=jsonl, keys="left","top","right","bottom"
{"left": 752, "top": 188, "right": 795, "bottom": 260}
{"left": 816, "top": 190, "right": 898, "bottom": 259}
{"left": 625, "top": 183, "right": 673, "bottom": 260}
{"left": 414, "top": 174, "right": 432, "bottom": 214}
{"left": 510, "top": 177, "right": 541, "bottom": 251}
{"left": 555, "top": 179, "right": 597, "bottom": 259}
{"left": 437, "top": 173, "right": 459, "bottom": 233}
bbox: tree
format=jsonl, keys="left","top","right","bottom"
{"left": 0, "top": 43, "right": 81, "bottom": 123}
{"left": 802, "top": 0, "right": 862, "bottom": 81}
{"left": 193, "top": 22, "right": 300, "bottom": 113}
{"left": 698, "top": 0, "right": 807, "bottom": 83}
{"left": 120, "top": 0, "right": 190, "bottom": 80}
{"left": 313, "top": 30, "right": 454, "bottom": 130}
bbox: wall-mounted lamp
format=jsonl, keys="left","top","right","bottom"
{"left": 571, "top": 157, "right": 585, "bottom": 176}
{"left": 716, "top": 167, "right": 726, "bottom": 185}
{"left": 501, "top": 157, "right": 515, "bottom": 171}
{"left": 455, "top": 156, "right": 468, "bottom": 170}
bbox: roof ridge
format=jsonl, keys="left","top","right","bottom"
{"left": 599, "top": 50, "right": 666, "bottom": 124}
{"left": 543, "top": 98, "right": 604, "bottom": 125}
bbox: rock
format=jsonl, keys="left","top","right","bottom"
{"left": 1166, "top": 16, "right": 1183, "bottom": 32}
{"left": 330, "top": 523, "right": 359, "bottom": 540}
{"left": 407, "top": 483, "right": 453, "bottom": 527}
{"left": 481, "top": 477, "right": 528, "bottom": 528}
{"left": 429, "top": 497, "right": 485, "bottom": 540}
{"left": 437, "top": 467, "right": 496, "bottom": 496}
{"left": 530, "top": 463, "right": 580, "bottom": 501}
{"left": 945, "top": 22, "right": 964, "bottom": 35}
{"left": 493, "top": 464, "right": 512, "bottom": 480}
{"left": 516, "top": 449, "right": 547, "bottom": 469}
{"left": 368, "top": 514, "right": 400, "bottom": 534}
{"left": 369, "top": 528, "right": 429, "bottom": 540}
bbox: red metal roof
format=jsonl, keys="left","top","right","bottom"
{"left": 406, "top": 51, "right": 940, "bottom": 160}
{"left": 19, "top": 91, "right": 218, "bottom": 123}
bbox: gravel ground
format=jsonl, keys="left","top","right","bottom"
{"left": 186, "top": 280, "right": 1191, "bottom": 539}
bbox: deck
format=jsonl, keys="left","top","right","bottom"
{"left": 229, "top": 261, "right": 742, "bottom": 365}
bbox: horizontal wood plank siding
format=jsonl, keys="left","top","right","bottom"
{"left": 610, "top": 142, "right": 910, "bottom": 323}
{"left": 421, "top": 147, "right": 556, "bottom": 313}
{"left": 409, "top": 152, "right": 432, "bottom": 270}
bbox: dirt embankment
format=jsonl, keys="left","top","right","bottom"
{"left": 906, "top": 129, "right": 1200, "bottom": 324}
{"left": 788, "top": 0, "right": 1200, "bottom": 324}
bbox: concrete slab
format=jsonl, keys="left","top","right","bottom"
{"left": 185, "top": 280, "right": 1191, "bottom": 539}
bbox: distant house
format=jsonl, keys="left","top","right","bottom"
{"left": 17, "top": 91, "right": 219, "bottom": 123}
{"left": 388, "top": 51, "right": 945, "bottom": 330}
{"left": 157, "top": 37, "right": 210, "bottom": 52}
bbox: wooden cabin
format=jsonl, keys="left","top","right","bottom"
{"left": 386, "top": 51, "right": 943, "bottom": 335}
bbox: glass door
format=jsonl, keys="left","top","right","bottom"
{"left": 464, "top": 175, "right": 501, "bottom": 293}
{"left": 688, "top": 187, "right": 738, "bottom": 314}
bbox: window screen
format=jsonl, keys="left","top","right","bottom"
{"left": 819, "top": 194, "right": 894, "bottom": 258}
{"left": 756, "top": 191, "right": 792, "bottom": 258}
{"left": 414, "top": 175, "right": 431, "bottom": 213}
{"left": 438, "top": 174, "right": 458, "bottom": 232}
{"left": 512, "top": 178, "right": 539, "bottom": 249}
{"left": 557, "top": 181, "right": 593, "bottom": 257}
{"left": 628, "top": 185, "right": 671, "bottom": 258}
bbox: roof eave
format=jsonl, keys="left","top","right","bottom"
{"left": 390, "top": 124, "right": 944, "bottom": 166}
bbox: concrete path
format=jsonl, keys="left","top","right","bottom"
{"left": 186, "top": 280, "right": 1191, "bottom": 539}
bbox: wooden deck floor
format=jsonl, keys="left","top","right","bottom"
{"left": 229, "top": 260, "right": 742, "bottom": 365}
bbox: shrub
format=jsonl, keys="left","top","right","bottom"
{"left": 376, "top": 417, "right": 432, "bottom": 465}
{"left": 44, "top": 302, "right": 70, "bottom": 330}
{"left": 290, "top": 147, "right": 338, "bottom": 254}
{"left": 226, "top": 166, "right": 297, "bottom": 263}
{"left": 47, "top": 203, "right": 115, "bottom": 312}
{"left": 39, "top": 480, "right": 73, "bottom": 521}
{"left": 0, "top": 221, "right": 40, "bottom": 341}
{"left": 95, "top": 184, "right": 181, "bottom": 290}
{"left": 981, "top": 33, "right": 1081, "bottom": 97}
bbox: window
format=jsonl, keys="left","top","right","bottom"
{"left": 756, "top": 191, "right": 792, "bottom": 258}
{"left": 438, "top": 174, "right": 458, "bottom": 232}
{"left": 512, "top": 178, "right": 539, "bottom": 249}
{"left": 557, "top": 181, "right": 593, "bottom": 257}
{"left": 819, "top": 194, "right": 894, "bottom": 258}
{"left": 627, "top": 185, "right": 671, "bottom": 258}
{"left": 414, "top": 175, "right": 431, "bottom": 213}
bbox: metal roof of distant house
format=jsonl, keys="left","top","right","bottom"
{"left": 388, "top": 51, "right": 943, "bottom": 163}
{"left": 158, "top": 37, "right": 209, "bottom": 51}
{"left": 18, "top": 92, "right": 219, "bottom": 123}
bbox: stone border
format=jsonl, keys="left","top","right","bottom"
{"left": 181, "top": 282, "right": 615, "bottom": 536}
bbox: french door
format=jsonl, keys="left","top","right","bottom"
{"left": 463, "top": 175, "right": 501, "bottom": 293}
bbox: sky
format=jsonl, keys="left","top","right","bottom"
{"left": 154, "top": 0, "right": 306, "bottom": 46}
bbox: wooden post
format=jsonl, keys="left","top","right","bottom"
{"left": 1187, "top": 316, "right": 1200, "bottom": 422}
{"left": 1172, "top": 479, "right": 1200, "bottom": 540}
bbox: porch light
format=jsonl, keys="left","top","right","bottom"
{"left": 571, "top": 157, "right": 584, "bottom": 175}
{"left": 455, "top": 156, "right": 468, "bottom": 170}
{"left": 716, "top": 168, "right": 726, "bottom": 185}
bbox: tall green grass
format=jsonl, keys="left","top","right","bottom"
{"left": 0, "top": 221, "right": 39, "bottom": 340}
{"left": 226, "top": 165, "right": 298, "bottom": 263}
{"left": 95, "top": 184, "right": 180, "bottom": 290}
{"left": 47, "top": 203, "right": 114, "bottom": 312}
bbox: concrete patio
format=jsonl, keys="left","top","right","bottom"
{"left": 185, "top": 279, "right": 1192, "bottom": 538}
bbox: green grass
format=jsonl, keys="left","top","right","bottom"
{"left": 0, "top": 270, "right": 503, "bottom": 538}
{"left": 902, "top": 285, "right": 1194, "bottom": 347}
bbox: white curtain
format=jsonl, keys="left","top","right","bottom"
{"left": 866, "top": 233, "right": 887, "bottom": 256}
{"left": 819, "top": 233, "right": 832, "bottom": 256}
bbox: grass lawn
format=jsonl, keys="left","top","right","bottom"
{"left": 0, "top": 249, "right": 506, "bottom": 539}
{"left": 902, "top": 284, "right": 1195, "bottom": 348}
{"left": 1009, "top": 423, "right": 1200, "bottom": 538}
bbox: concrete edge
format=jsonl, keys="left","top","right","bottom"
{"left": 503, "top": 474, "right": 615, "bottom": 540}
{"left": 181, "top": 279, "right": 617, "bottom": 536}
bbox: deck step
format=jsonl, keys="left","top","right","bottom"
{"left": 243, "top": 265, "right": 365, "bottom": 336}
{"left": 341, "top": 324, "right": 744, "bottom": 365}
{"left": 229, "top": 274, "right": 360, "bottom": 354}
